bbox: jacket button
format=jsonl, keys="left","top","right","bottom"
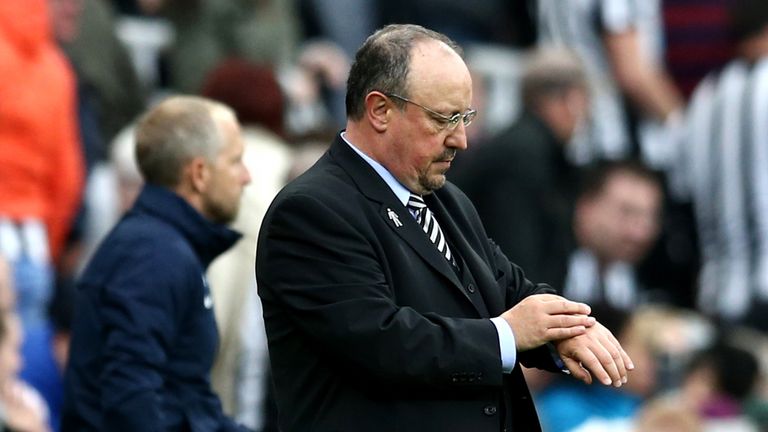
{"left": 483, "top": 405, "right": 497, "bottom": 416}
{"left": 467, "top": 283, "right": 475, "bottom": 293}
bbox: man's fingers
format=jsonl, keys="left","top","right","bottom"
{"left": 550, "top": 314, "right": 596, "bottom": 330}
{"left": 595, "top": 343, "right": 624, "bottom": 386}
{"left": 574, "top": 347, "right": 614, "bottom": 386}
{"left": 621, "top": 348, "right": 635, "bottom": 371}
{"left": 542, "top": 298, "right": 592, "bottom": 316}
{"left": 545, "top": 326, "right": 586, "bottom": 341}
{"left": 554, "top": 321, "right": 633, "bottom": 386}
{"left": 604, "top": 331, "right": 635, "bottom": 372}
{"left": 609, "top": 345, "right": 628, "bottom": 383}
{"left": 600, "top": 330, "right": 631, "bottom": 380}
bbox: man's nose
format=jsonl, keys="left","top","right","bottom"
{"left": 242, "top": 166, "right": 252, "bottom": 185}
{"left": 446, "top": 122, "right": 468, "bottom": 150}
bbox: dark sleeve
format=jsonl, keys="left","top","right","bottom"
{"left": 487, "top": 235, "right": 556, "bottom": 305}
{"left": 257, "top": 194, "right": 504, "bottom": 389}
{"left": 488, "top": 230, "right": 565, "bottom": 373}
{"left": 98, "top": 242, "right": 187, "bottom": 431}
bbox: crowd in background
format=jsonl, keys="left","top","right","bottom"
{"left": 2, "top": 0, "right": 768, "bottom": 431}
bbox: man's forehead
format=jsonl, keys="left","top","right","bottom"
{"left": 407, "top": 41, "right": 471, "bottom": 94}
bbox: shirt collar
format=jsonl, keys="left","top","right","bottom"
{"left": 341, "top": 131, "right": 411, "bottom": 206}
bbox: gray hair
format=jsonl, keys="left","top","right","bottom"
{"left": 520, "top": 46, "right": 587, "bottom": 108}
{"left": 345, "top": 24, "right": 462, "bottom": 120}
{"left": 134, "top": 95, "right": 236, "bottom": 187}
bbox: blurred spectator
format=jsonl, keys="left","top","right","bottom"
{"left": 633, "top": 397, "right": 701, "bottom": 432}
{"left": 682, "top": 0, "right": 768, "bottom": 326}
{"left": 161, "top": 0, "right": 302, "bottom": 94}
{"left": 48, "top": 2, "right": 146, "bottom": 400}
{"left": 0, "top": 0, "right": 85, "bottom": 429}
{"left": 537, "top": 0, "right": 700, "bottom": 314}
{"left": 0, "top": 256, "right": 51, "bottom": 432}
{"left": 564, "top": 160, "right": 663, "bottom": 310}
{"left": 201, "top": 59, "right": 288, "bottom": 138}
{"left": 297, "top": 0, "right": 374, "bottom": 124}
{"left": 74, "top": 124, "right": 143, "bottom": 284}
{"left": 729, "top": 328, "right": 768, "bottom": 430}
{"left": 299, "top": 0, "right": 377, "bottom": 57}
{"left": 0, "top": 0, "right": 84, "bottom": 278}
{"left": 667, "top": 341, "right": 761, "bottom": 431}
{"left": 284, "top": 39, "right": 350, "bottom": 131}
{"left": 537, "top": 0, "right": 683, "bottom": 168}
{"left": 112, "top": 2, "right": 173, "bottom": 94}
{"left": 454, "top": 46, "right": 588, "bottom": 289}
{"left": 62, "top": 96, "right": 252, "bottom": 431}
{"left": 57, "top": 0, "right": 145, "bottom": 146}
{"left": 200, "top": 59, "right": 293, "bottom": 430}
{"left": 50, "top": 0, "right": 103, "bottom": 179}
{"left": 0, "top": 313, "right": 51, "bottom": 432}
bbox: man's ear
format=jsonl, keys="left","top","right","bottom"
{"left": 365, "top": 91, "right": 392, "bottom": 133}
{"left": 187, "top": 156, "right": 210, "bottom": 193}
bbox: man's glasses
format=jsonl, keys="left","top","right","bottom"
{"left": 385, "top": 93, "right": 477, "bottom": 130}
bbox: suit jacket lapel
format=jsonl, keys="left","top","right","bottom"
{"left": 329, "top": 136, "right": 466, "bottom": 297}
{"left": 377, "top": 203, "right": 463, "bottom": 286}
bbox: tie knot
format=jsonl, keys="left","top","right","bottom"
{"left": 407, "top": 193, "right": 426, "bottom": 211}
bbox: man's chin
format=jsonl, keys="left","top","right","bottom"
{"left": 209, "top": 208, "right": 239, "bottom": 225}
{"left": 419, "top": 175, "right": 446, "bottom": 194}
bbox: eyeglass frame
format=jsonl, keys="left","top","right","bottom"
{"left": 384, "top": 93, "right": 477, "bottom": 130}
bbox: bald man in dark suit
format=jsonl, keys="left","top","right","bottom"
{"left": 256, "top": 24, "right": 633, "bottom": 432}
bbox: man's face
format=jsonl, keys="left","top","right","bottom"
{"left": 560, "top": 86, "right": 589, "bottom": 141}
{"left": 383, "top": 40, "right": 473, "bottom": 195}
{"left": 578, "top": 172, "right": 662, "bottom": 264}
{"left": 201, "top": 119, "right": 251, "bottom": 224}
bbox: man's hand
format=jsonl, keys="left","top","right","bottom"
{"left": 500, "top": 294, "right": 595, "bottom": 351}
{"left": 554, "top": 321, "right": 634, "bottom": 387}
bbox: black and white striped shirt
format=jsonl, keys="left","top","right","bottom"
{"left": 537, "top": 0, "right": 667, "bottom": 165}
{"left": 683, "top": 58, "right": 768, "bottom": 320}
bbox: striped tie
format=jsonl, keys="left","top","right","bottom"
{"left": 407, "top": 194, "right": 456, "bottom": 266}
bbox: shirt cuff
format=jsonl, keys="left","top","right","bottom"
{"left": 490, "top": 317, "right": 517, "bottom": 373}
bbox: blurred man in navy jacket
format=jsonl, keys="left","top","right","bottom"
{"left": 61, "top": 96, "right": 252, "bottom": 431}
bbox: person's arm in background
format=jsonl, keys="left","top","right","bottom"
{"left": 604, "top": 29, "right": 683, "bottom": 122}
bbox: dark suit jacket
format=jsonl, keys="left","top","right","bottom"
{"left": 256, "top": 135, "right": 560, "bottom": 432}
